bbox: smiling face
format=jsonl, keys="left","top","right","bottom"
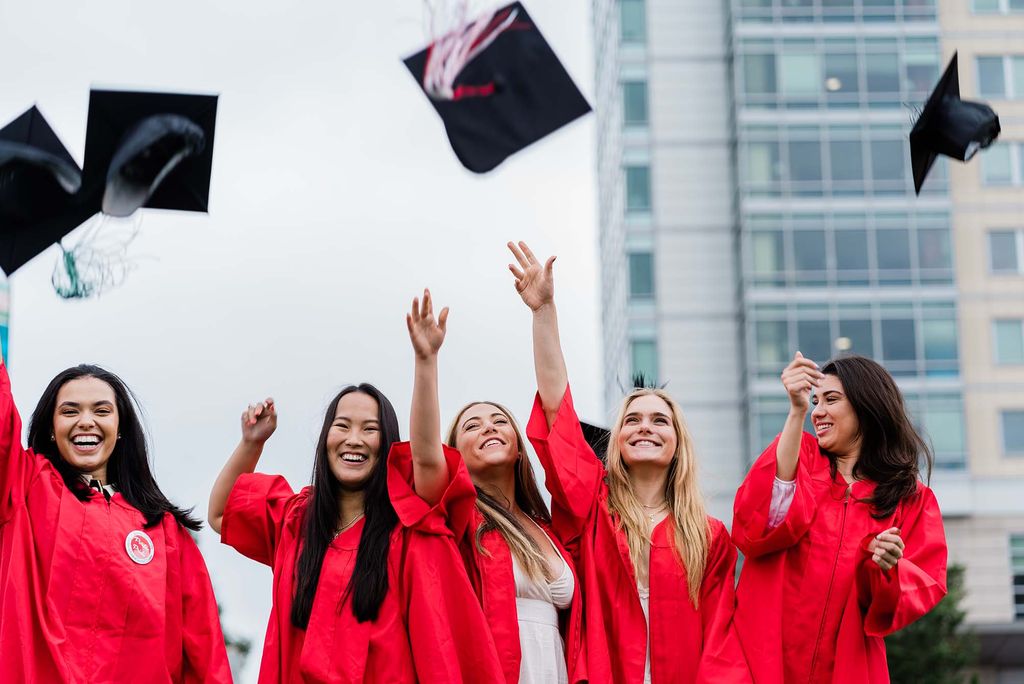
{"left": 811, "top": 374, "right": 861, "bottom": 458}
{"left": 616, "top": 393, "right": 678, "bottom": 470}
{"left": 53, "top": 376, "right": 120, "bottom": 481}
{"left": 325, "top": 392, "right": 382, "bottom": 491}
{"left": 451, "top": 403, "right": 521, "bottom": 478}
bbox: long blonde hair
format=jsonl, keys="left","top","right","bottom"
{"left": 446, "top": 401, "right": 553, "bottom": 582}
{"left": 605, "top": 388, "right": 710, "bottom": 607}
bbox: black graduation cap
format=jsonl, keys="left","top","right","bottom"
{"left": 404, "top": 1, "right": 591, "bottom": 173}
{"left": 910, "top": 52, "right": 1000, "bottom": 195}
{"left": 0, "top": 106, "right": 96, "bottom": 275}
{"left": 82, "top": 89, "right": 218, "bottom": 216}
{"left": 580, "top": 421, "right": 610, "bottom": 464}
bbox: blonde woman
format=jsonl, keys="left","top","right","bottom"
{"left": 510, "top": 241, "right": 746, "bottom": 683}
{"left": 400, "top": 289, "right": 584, "bottom": 684}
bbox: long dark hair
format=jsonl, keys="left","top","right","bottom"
{"left": 26, "top": 364, "right": 201, "bottom": 531}
{"left": 819, "top": 355, "right": 932, "bottom": 519}
{"left": 290, "top": 384, "right": 400, "bottom": 628}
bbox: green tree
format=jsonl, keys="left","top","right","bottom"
{"left": 885, "top": 564, "right": 978, "bottom": 683}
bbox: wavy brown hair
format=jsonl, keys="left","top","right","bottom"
{"left": 445, "top": 401, "right": 553, "bottom": 582}
{"left": 818, "top": 355, "right": 932, "bottom": 519}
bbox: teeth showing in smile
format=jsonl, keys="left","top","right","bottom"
{"left": 481, "top": 439, "right": 503, "bottom": 449}
{"left": 633, "top": 440, "right": 658, "bottom": 447}
{"left": 72, "top": 436, "right": 101, "bottom": 447}
{"left": 816, "top": 423, "right": 833, "bottom": 434}
{"left": 341, "top": 453, "right": 368, "bottom": 463}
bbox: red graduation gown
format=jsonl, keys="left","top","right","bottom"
{"left": 526, "top": 386, "right": 746, "bottom": 684}
{"left": 732, "top": 432, "right": 948, "bottom": 684}
{"left": 389, "top": 442, "right": 586, "bottom": 684}
{"left": 222, "top": 443, "right": 503, "bottom": 684}
{"left": 0, "top": 365, "right": 231, "bottom": 683}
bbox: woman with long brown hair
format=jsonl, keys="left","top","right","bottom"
{"left": 510, "top": 241, "right": 744, "bottom": 683}
{"left": 397, "top": 288, "right": 584, "bottom": 684}
{"left": 732, "top": 352, "right": 948, "bottom": 683}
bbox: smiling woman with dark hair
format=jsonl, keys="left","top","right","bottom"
{"left": 0, "top": 350, "right": 230, "bottom": 682}
{"left": 207, "top": 351, "right": 503, "bottom": 682}
{"left": 732, "top": 351, "right": 948, "bottom": 683}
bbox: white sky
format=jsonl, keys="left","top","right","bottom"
{"left": 1, "top": 1, "right": 599, "bottom": 679}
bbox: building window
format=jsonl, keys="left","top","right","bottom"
{"left": 981, "top": 142, "right": 1024, "bottom": 186}
{"left": 630, "top": 339, "right": 658, "bottom": 385}
{"left": 994, "top": 320, "right": 1024, "bottom": 365}
{"left": 620, "top": 0, "right": 646, "bottom": 44}
{"left": 989, "top": 230, "right": 1023, "bottom": 273}
{"left": 973, "top": 0, "right": 1024, "bottom": 13}
{"left": 1011, "top": 534, "right": 1024, "bottom": 620}
{"left": 624, "top": 165, "right": 651, "bottom": 213}
{"left": 628, "top": 252, "right": 655, "bottom": 299}
{"left": 1003, "top": 410, "right": 1024, "bottom": 455}
{"left": 622, "top": 81, "right": 649, "bottom": 126}
{"left": 907, "top": 394, "right": 967, "bottom": 469}
{"left": 977, "top": 55, "right": 1024, "bottom": 99}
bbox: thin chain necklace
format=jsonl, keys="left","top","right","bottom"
{"left": 333, "top": 512, "right": 365, "bottom": 540}
{"left": 640, "top": 500, "right": 668, "bottom": 523}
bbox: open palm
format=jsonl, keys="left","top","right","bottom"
{"left": 508, "top": 240, "right": 555, "bottom": 311}
{"left": 407, "top": 289, "right": 449, "bottom": 359}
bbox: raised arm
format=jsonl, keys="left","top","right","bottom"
{"left": 207, "top": 398, "right": 276, "bottom": 534}
{"left": 405, "top": 289, "right": 450, "bottom": 506}
{"left": 776, "top": 352, "right": 823, "bottom": 480}
{"left": 508, "top": 241, "right": 566, "bottom": 427}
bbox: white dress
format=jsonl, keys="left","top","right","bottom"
{"left": 511, "top": 527, "right": 575, "bottom": 684}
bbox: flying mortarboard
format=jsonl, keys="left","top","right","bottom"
{"left": 82, "top": 89, "right": 218, "bottom": 216}
{"left": 910, "top": 52, "right": 1000, "bottom": 195}
{"left": 404, "top": 1, "right": 592, "bottom": 173}
{"left": 0, "top": 106, "right": 95, "bottom": 275}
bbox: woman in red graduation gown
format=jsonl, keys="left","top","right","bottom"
{"left": 0, "top": 352, "right": 231, "bottom": 682}
{"left": 732, "top": 352, "right": 948, "bottom": 683}
{"left": 509, "top": 241, "right": 744, "bottom": 683}
{"left": 207, "top": 312, "right": 503, "bottom": 684}
{"left": 398, "top": 288, "right": 584, "bottom": 684}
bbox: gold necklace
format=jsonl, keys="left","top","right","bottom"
{"left": 641, "top": 500, "right": 668, "bottom": 523}
{"left": 333, "top": 512, "right": 365, "bottom": 540}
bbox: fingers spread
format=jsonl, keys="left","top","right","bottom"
{"left": 518, "top": 241, "right": 538, "bottom": 264}
{"left": 438, "top": 306, "right": 449, "bottom": 330}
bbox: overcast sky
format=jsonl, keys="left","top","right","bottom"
{"left": 1, "top": 0, "right": 598, "bottom": 678}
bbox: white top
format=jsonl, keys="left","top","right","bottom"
{"left": 768, "top": 476, "right": 797, "bottom": 530}
{"left": 511, "top": 526, "right": 574, "bottom": 684}
{"left": 638, "top": 582, "right": 652, "bottom": 684}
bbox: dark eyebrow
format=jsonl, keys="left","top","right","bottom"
{"left": 58, "top": 400, "right": 114, "bottom": 409}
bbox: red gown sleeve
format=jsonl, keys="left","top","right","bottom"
{"left": 401, "top": 532, "right": 505, "bottom": 683}
{"left": 857, "top": 485, "right": 948, "bottom": 637}
{"left": 178, "top": 528, "right": 232, "bottom": 683}
{"left": 0, "top": 364, "right": 45, "bottom": 523}
{"left": 387, "top": 442, "right": 477, "bottom": 540}
{"left": 732, "top": 432, "right": 819, "bottom": 559}
{"left": 220, "top": 472, "right": 296, "bottom": 566}
{"left": 525, "top": 385, "right": 605, "bottom": 550}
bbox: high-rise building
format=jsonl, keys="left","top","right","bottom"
{"left": 592, "top": 0, "right": 1024, "bottom": 672}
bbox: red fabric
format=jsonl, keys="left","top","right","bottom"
{"left": 389, "top": 442, "right": 586, "bottom": 684}
{"left": 526, "top": 386, "right": 748, "bottom": 683}
{"left": 222, "top": 443, "right": 503, "bottom": 684}
{"left": 0, "top": 365, "right": 230, "bottom": 683}
{"left": 732, "top": 432, "right": 948, "bottom": 684}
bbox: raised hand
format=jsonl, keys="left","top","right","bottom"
{"left": 781, "top": 352, "right": 823, "bottom": 412}
{"left": 508, "top": 240, "right": 556, "bottom": 312}
{"left": 867, "top": 527, "right": 904, "bottom": 571}
{"left": 406, "top": 288, "right": 449, "bottom": 360}
{"left": 240, "top": 398, "right": 277, "bottom": 445}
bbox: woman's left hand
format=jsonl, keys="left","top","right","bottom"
{"left": 867, "top": 527, "right": 904, "bottom": 571}
{"left": 508, "top": 240, "right": 556, "bottom": 312}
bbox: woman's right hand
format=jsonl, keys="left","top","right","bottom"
{"left": 406, "top": 288, "right": 449, "bottom": 360}
{"left": 781, "top": 352, "right": 823, "bottom": 412}
{"left": 241, "top": 398, "right": 277, "bottom": 445}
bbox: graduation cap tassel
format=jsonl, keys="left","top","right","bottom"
{"left": 423, "top": 5, "right": 519, "bottom": 100}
